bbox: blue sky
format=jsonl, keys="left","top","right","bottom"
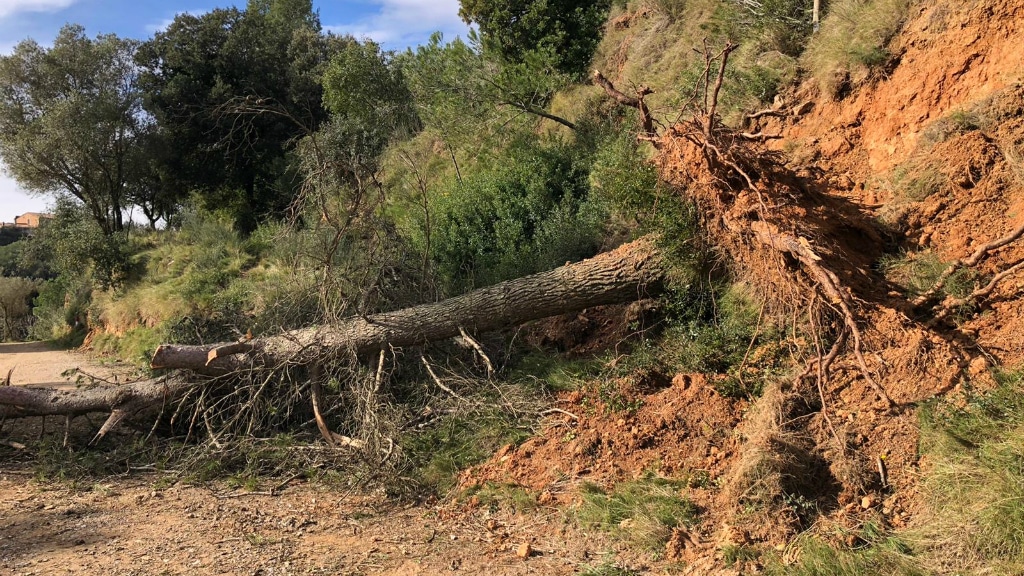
{"left": 0, "top": 0, "right": 469, "bottom": 222}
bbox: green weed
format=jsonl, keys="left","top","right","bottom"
{"left": 879, "top": 251, "right": 974, "bottom": 302}
{"left": 575, "top": 474, "right": 700, "bottom": 551}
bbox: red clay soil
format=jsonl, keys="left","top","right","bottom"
{"left": 465, "top": 372, "right": 743, "bottom": 500}
{"left": 465, "top": 0, "right": 1024, "bottom": 571}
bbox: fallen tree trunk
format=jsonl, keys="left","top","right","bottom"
{"left": 0, "top": 236, "right": 665, "bottom": 431}
{"left": 150, "top": 235, "right": 664, "bottom": 374}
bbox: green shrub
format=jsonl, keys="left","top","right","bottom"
{"left": 29, "top": 274, "right": 91, "bottom": 343}
{"left": 0, "top": 276, "right": 41, "bottom": 341}
{"left": 431, "top": 138, "right": 606, "bottom": 292}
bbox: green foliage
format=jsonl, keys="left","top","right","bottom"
{"left": 0, "top": 276, "right": 40, "bottom": 341}
{"left": 22, "top": 197, "right": 133, "bottom": 288}
{"left": 320, "top": 39, "right": 419, "bottom": 178}
{"left": 0, "top": 227, "right": 27, "bottom": 247}
{"left": 0, "top": 239, "right": 52, "bottom": 279}
{"left": 801, "top": 0, "right": 912, "bottom": 97}
{"left": 0, "top": 25, "right": 147, "bottom": 235}
{"left": 575, "top": 474, "right": 700, "bottom": 550}
{"left": 655, "top": 283, "right": 780, "bottom": 398}
{"left": 401, "top": 33, "right": 575, "bottom": 151}
{"left": 588, "top": 127, "right": 701, "bottom": 267}
{"left": 457, "top": 0, "right": 611, "bottom": 78}
{"left": 431, "top": 138, "right": 606, "bottom": 291}
{"left": 28, "top": 275, "right": 90, "bottom": 343}
{"left": 136, "top": 1, "right": 335, "bottom": 233}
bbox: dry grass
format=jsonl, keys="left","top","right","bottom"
{"left": 801, "top": 0, "right": 913, "bottom": 98}
{"left": 722, "top": 381, "right": 803, "bottom": 539}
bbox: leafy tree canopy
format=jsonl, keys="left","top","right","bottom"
{"left": 136, "top": 0, "right": 340, "bottom": 233}
{"left": 401, "top": 32, "right": 574, "bottom": 151}
{"left": 0, "top": 25, "right": 150, "bottom": 235}
{"left": 457, "top": 0, "right": 611, "bottom": 78}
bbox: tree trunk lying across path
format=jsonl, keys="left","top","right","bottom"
{"left": 0, "top": 236, "right": 665, "bottom": 433}
{"left": 150, "top": 235, "right": 664, "bottom": 374}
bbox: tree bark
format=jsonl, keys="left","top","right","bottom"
{"left": 151, "top": 235, "right": 664, "bottom": 373}
{"left": 0, "top": 236, "right": 665, "bottom": 426}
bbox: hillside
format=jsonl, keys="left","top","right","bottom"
{"left": 1, "top": 0, "right": 1023, "bottom": 574}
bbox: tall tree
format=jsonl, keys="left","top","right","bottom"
{"left": 0, "top": 26, "right": 149, "bottom": 235}
{"left": 136, "top": 0, "right": 337, "bottom": 233}
{"left": 457, "top": 0, "right": 611, "bottom": 78}
{"left": 401, "top": 33, "right": 575, "bottom": 149}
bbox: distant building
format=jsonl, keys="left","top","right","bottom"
{"left": 13, "top": 212, "right": 50, "bottom": 228}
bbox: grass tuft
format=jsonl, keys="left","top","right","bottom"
{"left": 879, "top": 250, "right": 975, "bottom": 303}
{"left": 916, "top": 369, "right": 1024, "bottom": 573}
{"left": 801, "top": 0, "right": 913, "bottom": 98}
{"left": 575, "top": 473, "right": 700, "bottom": 551}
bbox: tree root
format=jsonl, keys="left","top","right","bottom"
{"left": 914, "top": 220, "right": 1024, "bottom": 307}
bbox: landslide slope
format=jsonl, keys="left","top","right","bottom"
{"left": 468, "top": 0, "right": 1024, "bottom": 573}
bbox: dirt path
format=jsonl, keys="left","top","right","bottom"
{"left": 0, "top": 345, "right": 626, "bottom": 576}
{"left": 0, "top": 475, "right": 611, "bottom": 576}
{"left": 0, "top": 342, "right": 138, "bottom": 389}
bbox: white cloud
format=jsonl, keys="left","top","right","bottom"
{"left": 0, "top": 0, "right": 77, "bottom": 19}
{"left": 144, "top": 9, "right": 209, "bottom": 34}
{"left": 325, "top": 0, "right": 468, "bottom": 48}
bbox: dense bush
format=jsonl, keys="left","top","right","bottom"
{"left": 431, "top": 138, "right": 607, "bottom": 291}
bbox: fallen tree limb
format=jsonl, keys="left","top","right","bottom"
{"left": 0, "top": 237, "right": 665, "bottom": 432}
{"left": 0, "top": 373, "right": 197, "bottom": 441}
{"left": 593, "top": 70, "right": 657, "bottom": 137}
{"left": 151, "top": 236, "right": 664, "bottom": 374}
{"left": 913, "top": 220, "right": 1024, "bottom": 306}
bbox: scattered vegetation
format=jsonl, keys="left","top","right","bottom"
{"left": 917, "top": 368, "right": 1024, "bottom": 573}
{"left": 575, "top": 474, "right": 700, "bottom": 551}
{"left": 769, "top": 531, "right": 925, "bottom": 576}
{"left": 801, "top": 0, "right": 913, "bottom": 97}
{"left": 880, "top": 251, "right": 974, "bottom": 301}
